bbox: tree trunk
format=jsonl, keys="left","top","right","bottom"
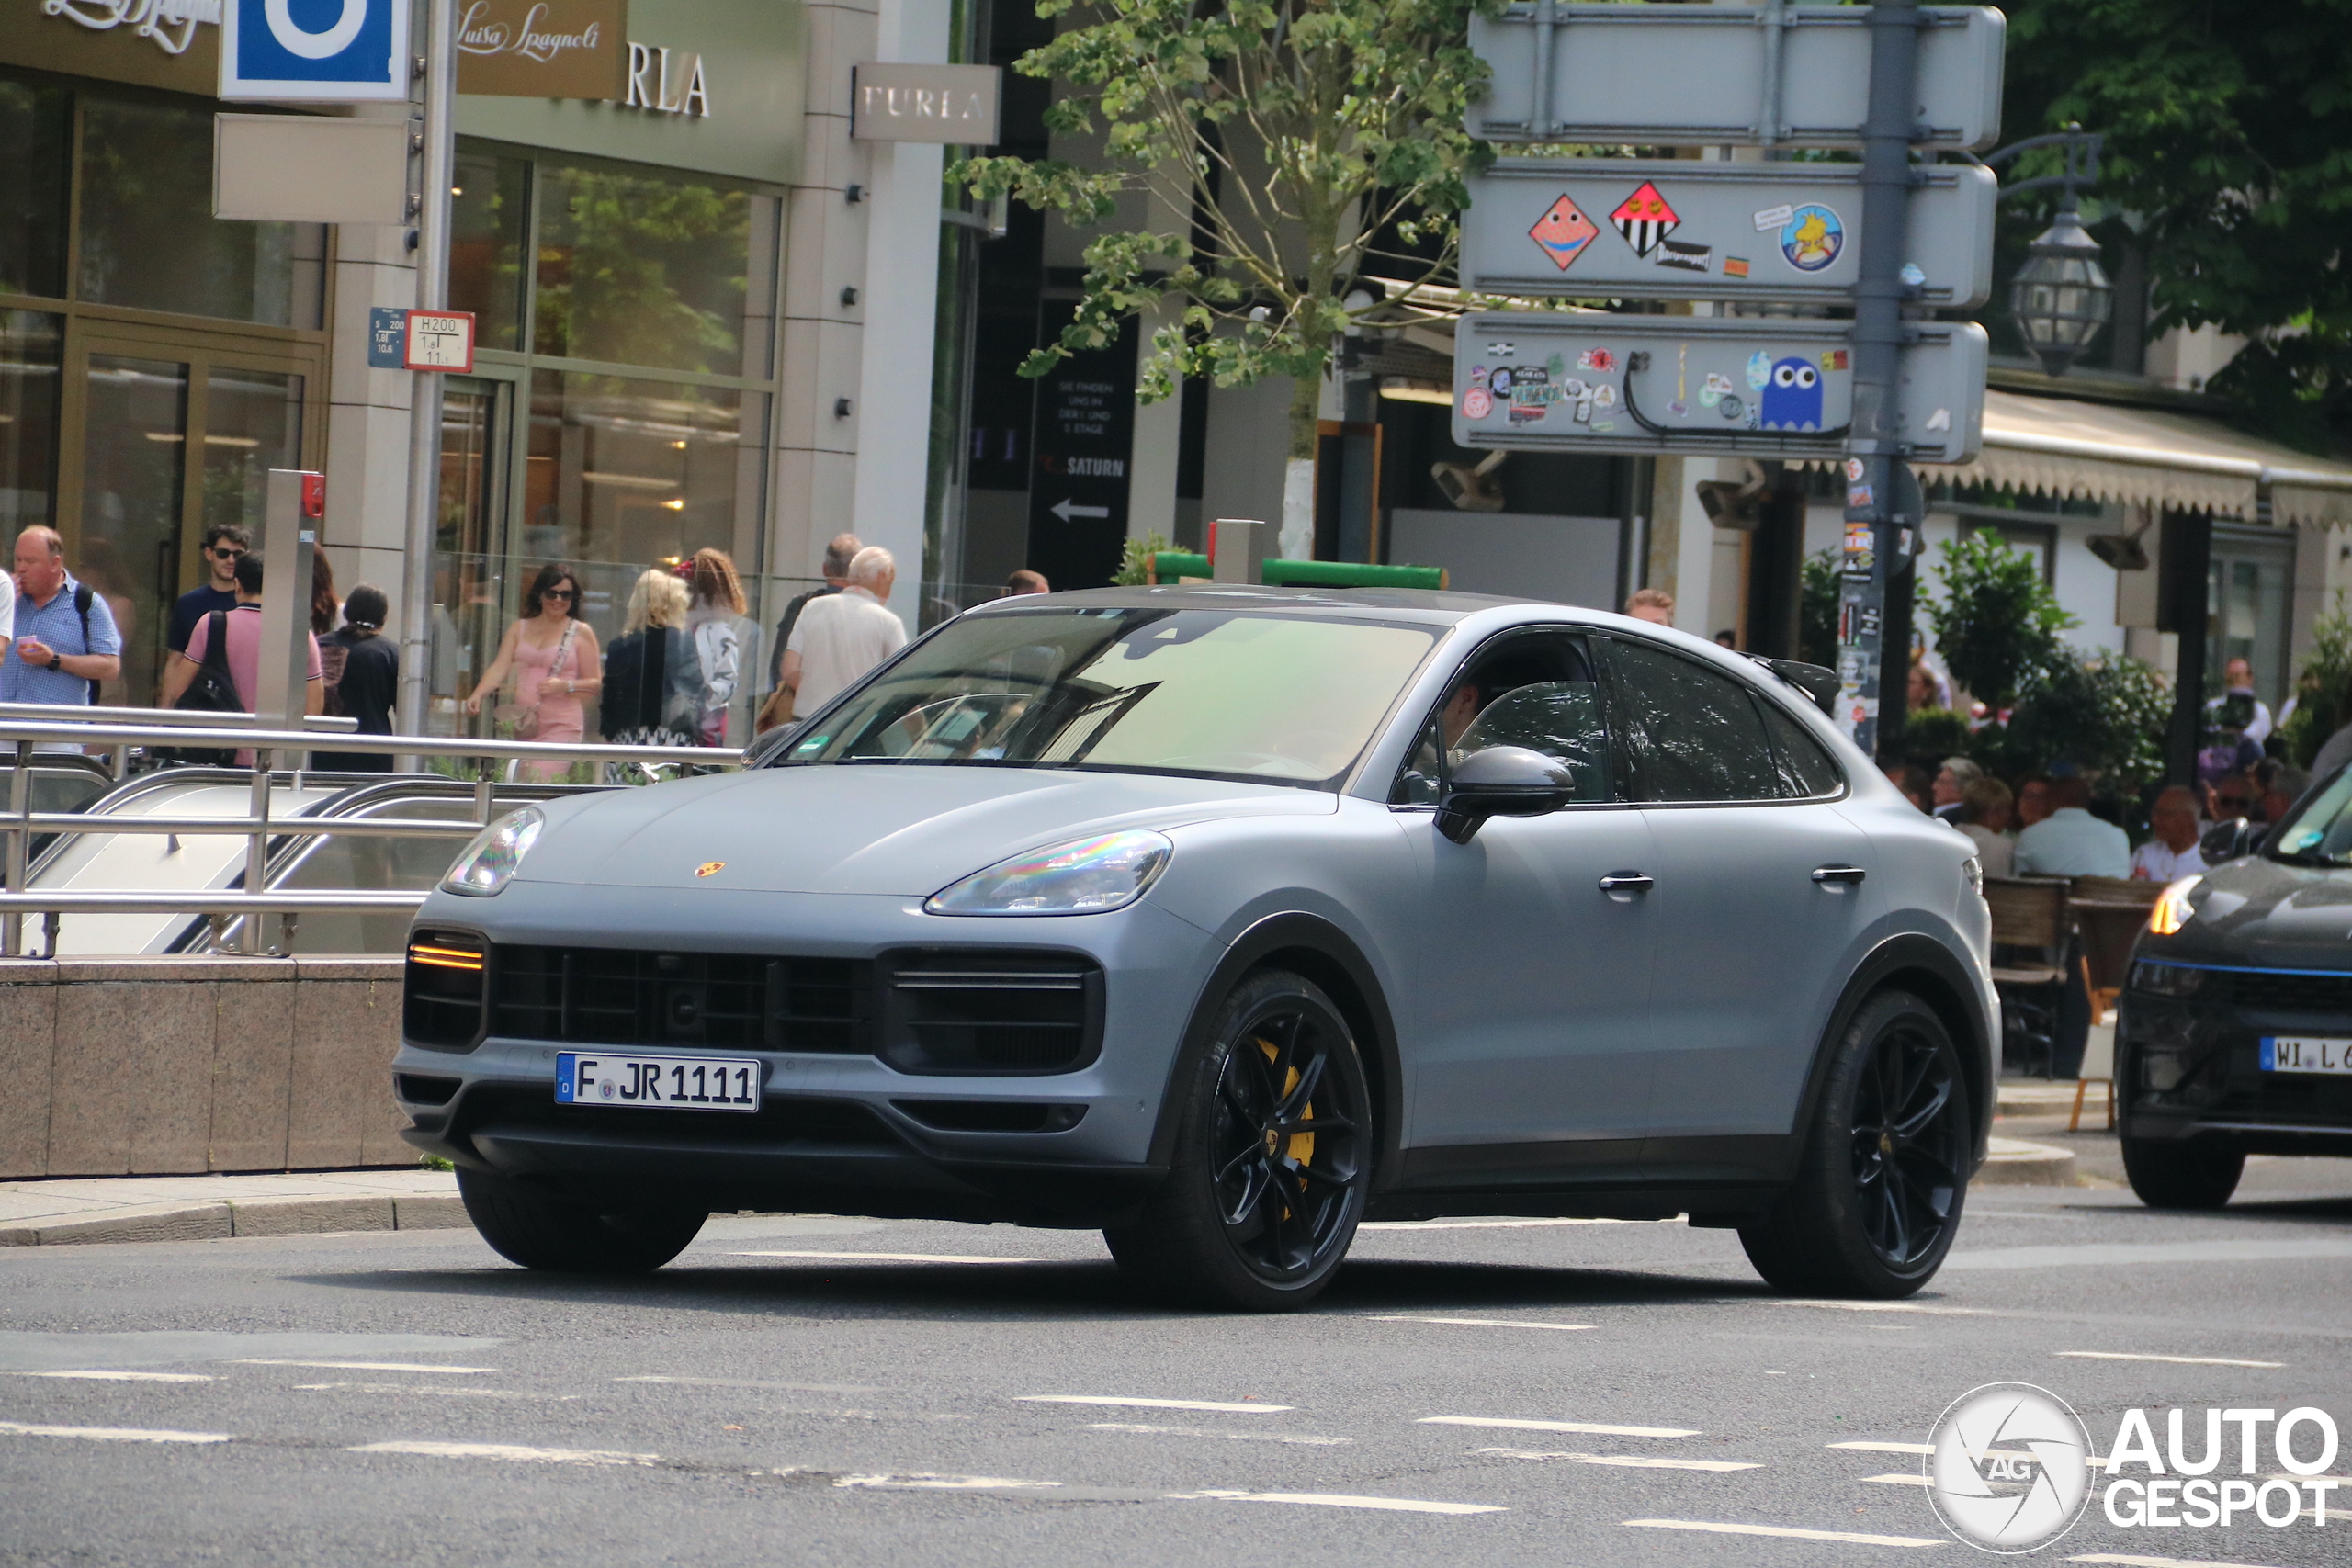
{"left": 1282, "top": 373, "right": 1321, "bottom": 560}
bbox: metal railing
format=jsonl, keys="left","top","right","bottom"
{"left": 2, "top": 712, "right": 748, "bottom": 959}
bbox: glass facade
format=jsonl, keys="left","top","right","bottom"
{"left": 429, "top": 146, "right": 788, "bottom": 744}
{"left": 0, "top": 312, "right": 62, "bottom": 537}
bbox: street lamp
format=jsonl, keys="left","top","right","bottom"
{"left": 1984, "top": 126, "right": 2112, "bottom": 378}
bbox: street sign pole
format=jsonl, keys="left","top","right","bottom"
{"left": 1840, "top": 0, "right": 1921, "bottom": 763}
{"left": 395, "top": 0, "right": 458, "bottom": 762}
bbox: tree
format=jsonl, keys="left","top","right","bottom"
{"left": 1922, "top": 528, "right": 2075, "bottom": 709}
{"left": 956, "top": 0, "right": 1498, "bottom": 553}
{"left": 2001, "top": 652, "right": 2174, "bottom": 799}
{"left": 2002, "top": 1, "right": 2352, "bottom": 452}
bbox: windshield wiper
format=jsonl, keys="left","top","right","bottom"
{"left": 2267, "top": 848, "right": 2348, "bottom": 868}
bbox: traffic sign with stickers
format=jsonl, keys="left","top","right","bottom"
{"left": 1462, "top": 160, "right": 1996, "bottom": 307}
{"left": 1451, "top": 314, "right": 1986, "bottom": 465}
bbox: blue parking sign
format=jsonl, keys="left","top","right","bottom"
{"left": 220, "top": 0, "right": 411, "bottom": 103}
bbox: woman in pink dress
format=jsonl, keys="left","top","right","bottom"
{"left": 465, "top": 563, "right": 601, "bottom": 781}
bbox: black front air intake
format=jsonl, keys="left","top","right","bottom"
{"left": 877, "top": 948, "right": 1104, "bottom": 1076}
{"left": 484, "top": 946, "right": 872, "bottom": 1053}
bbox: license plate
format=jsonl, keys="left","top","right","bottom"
{"left": 556, "top": 1052, "right": 762, "bottom": 1111}
{"left": 2260, "top": 1037, "right": 2352, "bottom": 1076}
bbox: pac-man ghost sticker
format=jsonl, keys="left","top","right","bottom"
{"left": 1780, "top": 204, "right": 1845, "bottom": 272}
{"left": 1529, "top": 196, "right": 1601, "bottom": 272}
{"left": 1761, "top": 357, "right": 1825, "bottom": 431}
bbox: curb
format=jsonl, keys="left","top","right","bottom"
{"left": 1975, "top": 1136, "right": 2078, "bottom": 1187}
{"left": 0, "top": 1193, "right": 469, "bottom": 1248}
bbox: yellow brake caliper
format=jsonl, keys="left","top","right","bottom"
{"left": 1256, "top": 1038, "right": 1315, "bottom": 1165}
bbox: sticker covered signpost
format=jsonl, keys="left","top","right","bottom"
{"left": 1455, "top": 1, "right": 2006, "bottom": 757}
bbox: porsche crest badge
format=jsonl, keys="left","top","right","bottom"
{"left": 695, "top": 862, "right": 726, "bottom": 878}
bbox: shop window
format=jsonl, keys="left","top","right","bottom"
{"left": 0, "top": 77, "right": 70, "bottom": 301}
{"left": 2208, "top": 526, "right": 2294, "bottom": 708}
{"left": 0, "top": 312, "right": 62, "bottom": 537}
{"left": 524, "top": 368, "right": 766, "bottom": 578}
{"left": 76, "top": 96, "right": 324, "bottom": 329}
{"left": 530, "top": 161, "right": 778, "bottom": 378}
{"left": 77, "top": 355, "right": 188, "bottom": 704}
{"left": 449, "top": 152, "right": 528, "bottom": 352}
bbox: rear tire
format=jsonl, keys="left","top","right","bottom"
{"left": 1105, "top": 969, "right": 1373, "bottom": 1312}
{"left": 458, "top": 1167, "right": 707, "bottom": 1273}
{"left": 1741, "top": 990, "right": 1971, "bottom": 1299}
{"left": 2120, "top": 1136, "right": 2243, "bottom": 1210}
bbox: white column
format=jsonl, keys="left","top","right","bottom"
{"left": 848, "top": 0, "right": 952, "bottom": 633}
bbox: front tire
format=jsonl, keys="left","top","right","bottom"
{"left": 458, "top": 1167, "right": 707, "bottom": 1273}
{"left": 2121, "top": 1136, "right": 2243, "bottom": 1210}
{"left": 1106, "top": 969, "right": 1373, "bottom": 1311}
{"left": 1741, "top": 990, "right": 1971, "bottom": 1299}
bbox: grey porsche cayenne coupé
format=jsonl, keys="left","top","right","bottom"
{"left": 397, "top": 586, "right": 1997, "bottom": 1309}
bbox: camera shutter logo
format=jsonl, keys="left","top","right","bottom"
{"left": 1927, "top": 1382, "right": 2094, "bottom": 1553}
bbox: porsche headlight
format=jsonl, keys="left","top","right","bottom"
{"left": 2148, "top": 874, "right": 2202, "bottom": 936}
{"left": 442, "top": 807, "right": 545, "bottom": 897}
{"left": 925, "top": 830, "right": 1171, "bottom": 917}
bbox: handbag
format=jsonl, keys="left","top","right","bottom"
{"left": 499, "top": 620, "right": 579, "bottom": 742}
{"left": 163, "top": 610, "right": 242, "bottom": 767}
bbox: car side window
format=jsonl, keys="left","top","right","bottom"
{"left": 1390, "top": 631, "right": 1608, "bottom": 806}
{"left": 1758, "top": 698, "right": 1845, "bottom": 798}
{"left": 1600, "top": 637, "right": 1785, "bottom": 803}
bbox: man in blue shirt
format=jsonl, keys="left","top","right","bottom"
{"left": 166, "top": 523, "right": 249, "bottom": 665}
{"left": 2013, "top": 773, "right": 2131, "bottom": 879}
{"left": 4, "top": 527, "right": 123, "bottom": 724}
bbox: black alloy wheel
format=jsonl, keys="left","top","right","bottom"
{"left": 1106, "top": 969, "right": 1373, "bottom": 1310}
{"left": 1742, "top": 989, "right": 1972, "bottom": 1298}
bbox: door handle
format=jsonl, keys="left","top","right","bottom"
{"left": 1812, "top": 865, "right": 1867, "bottom": 885}
{"left": 1598, "top": 872, "right": 1654, "bottom": 894}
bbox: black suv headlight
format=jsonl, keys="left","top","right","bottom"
{"left": 2129, "top": 959, "right": 2207, "bottom": 998}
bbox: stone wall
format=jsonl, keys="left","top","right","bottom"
{"left": 0, "top": 957, "right": 411, "bottom": 1179}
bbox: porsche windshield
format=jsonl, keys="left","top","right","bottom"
{"left": 2267, "top": 766, "right": 2352, "bottom": 867}
{"left": 775, "top": 606, "right": 1443, "bottom": 788}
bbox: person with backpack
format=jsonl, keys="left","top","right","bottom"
{"left": 159, "top": 552, "right": 322, "bottom": 765}
{"left": 4, "top": 526, "right": 122, "bottom": 749}
{"left": 314, "top": 584, "right": 397, "bottom": 773}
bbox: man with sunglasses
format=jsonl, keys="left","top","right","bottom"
{"left": 164, "top": 525, "right": 252, "bottom": 682}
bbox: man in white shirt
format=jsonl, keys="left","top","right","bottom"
{"left": 2014, "top": 773, "right": 2132, "bottom": 878}
{"left": 780, "top": 546, "right": 907, "bottom": 716}
{"left": 2205, "top": 657, "right": 2273, "bottom": 746}
{"left": 2132, "top": 784, "right": 2208, "bottom": 882}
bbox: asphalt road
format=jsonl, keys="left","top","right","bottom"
{"left": 5, "top": 1157, "right": 2351, "bottom": 1568}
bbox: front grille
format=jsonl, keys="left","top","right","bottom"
{"left": 405, "top": 930, "right": 486, "bottom": 1050}
{"left": 2208, "top": 967, "right": 2352, "bottom": 1016}
{"left": 878, "top": 949, "right": 1104, "bottom": 1076}
{"left": 486, "top": 945, "right": 871, "bottom": 1053}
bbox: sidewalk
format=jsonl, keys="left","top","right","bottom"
{"left": 0, "top": 1168, "right": 464, "bottom": 1247}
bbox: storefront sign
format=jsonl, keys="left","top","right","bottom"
{"left": 457, "top": 0, "right": 627, "bottom": 101}
{"left": 852, "top": 62, "right": 1000, "bottom": 144}
{"left": 622, "top": 39, "right": 707, "bottom": 116}
{"left": 4, "top": 0, "right": 220, "bottom": 94}
{"left": 1026, "top": 315, "right": 1136, "bottom": 590}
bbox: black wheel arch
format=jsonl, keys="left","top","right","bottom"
{"left": 1145, "top": 912, "right": 1407, "bottom": 1191}
{"left": 1790, "top": 933, "right": 1996, "bottom": 1177}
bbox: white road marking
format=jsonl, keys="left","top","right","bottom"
{"left": 351, "top": 1440, "right": 657, "bottom": 1466}
{"left": 2055, "top": 1350, "right": 2286, "bottom": 1369}
{"left": 1086, "top": 1423, "right": 1351, "bottom": 1447}
{"left": 836, "top": 1473, "right": 1061, "bottom": 1491}
{"left": 1832, "top": 1441, "right": 1933, "bottom": 1455}
{"left": 1476, "top": 1447, "right": 1760, "bottom": 1472}
{"left": 1762, "top": 1300, "right": 1992, "bottom": 1315}
{"left": 615, "top": 1376, "right": 880, "bottom": 1393}
{"left": 1021, "top": 1395, "right": 1291, "bottom": 1414}
{"left": 295, "top": 1382, "right": 578, "bottom": 1401}
{"left": 1943, "top": 1238, "right": 2352, "bottom": 1270}
{"left": 1362, "top": 1315, "right": 1592, "bottom": 1331}
{"left": 232, "top": 1360, "right": 493, "bottom": 1374}
{"left": 1419, "top": 1416, "right": 1700, "bottom": 1438}
{"left": 1359, "top": 1217, "right": 1672, "bottom": 1230}
{"left": 2066, "top": 1557, "right": 2298, "bottom": 1567}
{"left": 1865, "top": 1472, "right": 1935, "bottom": 1487}
{"left": 17, "top": 1370, "right": 212, "bottom": 1382}
{"left": 729, "top": 1250, "right": 1042, "bottom": 1265}
{"left": 1625, "top": 1518, "right": 1943, "bottom": 1548}
{"left": 1229, "top": 1492, "right": 1504, "bottom": 1515}
{"left": 0, "top": 1419, "right": 230, "bottom": 1444}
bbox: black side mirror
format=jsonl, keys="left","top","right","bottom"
{"left": 1436, "top": 745, "right": 1577, "bottom": 845}
{"left": 746, "top": 721, "right": 802, "bottom": 766}
{"left": 2199, "top": 815, "right": 2256, "bottom": 864}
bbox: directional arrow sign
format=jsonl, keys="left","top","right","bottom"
{"left": 1050, "top": 498, "right": 1111, "bottom": 522}
{"left": 1453, "top": 314, "right": 1986, "bottom": 465}
{"left": 1469, "top": 4, "right": 2005, "bottom": 151}
{"left": 1462, "top": 160, "right": 1996, "bottom": 308}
